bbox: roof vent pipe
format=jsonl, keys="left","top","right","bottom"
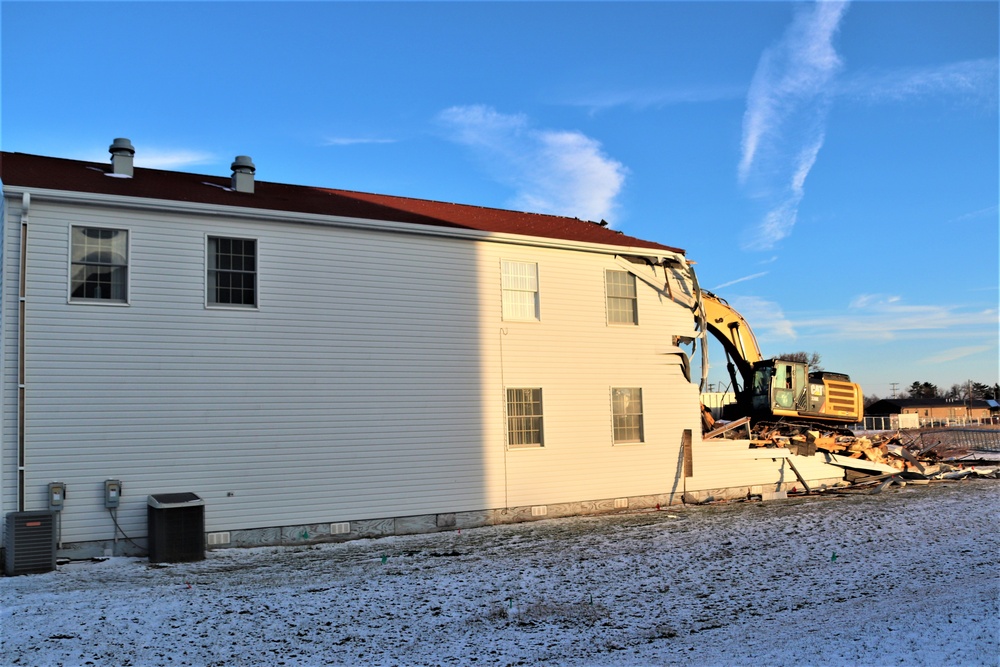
{"left": 231, "top": 155, "right": 256, "bottom": 194}
{"left": 109, "top": 138, "right": 135, "bottom": 177}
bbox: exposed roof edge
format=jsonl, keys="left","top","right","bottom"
{"left": 3, "top": 184, "right": 687, "bottom": 262}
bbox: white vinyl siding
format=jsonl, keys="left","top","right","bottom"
{"left": 69, "top": 226, "right": 128, "bottom": 303}
{"left": 501, "top": 260, "right": 539, "bottom": 321}
{"left": 605, "top": 270, "right": 637, "bottom": 325}
{"left": 611, "top": 387, "right": 644, "bottom": 443}
{"left": 4, "top": 193, "right": 727, "bottom": 546}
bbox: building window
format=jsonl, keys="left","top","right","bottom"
{"left": 208, "top": 236, "right": 257, "bottom": 307}
{"left": 501, "top": 260, "right": 539, "bottom": 321}
{"left": 507, "top": 388, "right": 544, "bottom": 447}
{"left": 606, "top": 270, "right": 637, "bottom": 325}
{"left": 70, "top": 226, "right": 128, "bottom": 302}
{"left": 612, "top": 388, "right": 644, "bottom": 443}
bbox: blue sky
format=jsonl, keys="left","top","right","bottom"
{"left": 2, "top": 1, "right": 997, "bottom": 397}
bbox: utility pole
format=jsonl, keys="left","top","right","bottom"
{"left": 967, "top": 379, "right": 972, "bottom": 422}
{"left": 890, "top": 382, "right": 899, "bottom": 399}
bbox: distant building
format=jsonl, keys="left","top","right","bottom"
{"left": 866, "top": 398, "right": 998, "bottom": 424}
{"left": 700, "top": 392, "right": 737, "bottom": 419}
{"left": 1, "top": 140, "right": 847, "bottom": 558}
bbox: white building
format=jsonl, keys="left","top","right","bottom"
{"left": 1, "top": 141, "right": 843, "bottom": 559}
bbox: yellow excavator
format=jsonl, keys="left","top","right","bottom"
{"left": 699, "top": 290, "right": 863, "bottom": 426}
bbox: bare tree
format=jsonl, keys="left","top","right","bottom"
{"left": 945, "top": 383, "right": 968, "bottom": 400}
{"left": 776, "top": 351, "right": 823, "bottom": 372}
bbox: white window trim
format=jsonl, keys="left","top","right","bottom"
{"left": 205, "top": 233, "right": 260, "bottom": 310}
{"left": 501, "top": 259, "right": 540, "bottom": 322}
{"left": 67, "top": 224, "right": 132, "bottom": 306}
{"left": 605, "top": 269, "right": 638, "bottom": 326}
{"left": 611, "top": 386, "right": 645, "bottom": 445}
{"left": 505, "top": 386, "right": 545, "bottom": 449}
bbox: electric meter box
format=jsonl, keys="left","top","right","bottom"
{"left": 147, "top": 492, "right": 205, "bottom": 563}
{"left": 104, "top": 480, "right": 121, "bottom": 509}
{"left": 47, "top": 482, "right": 66, "bottom": 512}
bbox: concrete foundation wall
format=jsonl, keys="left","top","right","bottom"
{"left": 48, "top": 475, "right": 847, "bottom": 560}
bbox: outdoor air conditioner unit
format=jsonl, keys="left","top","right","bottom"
{"left": 4, "top": 511, "right": 56, "bottom": 576}
{"left": 147, "top": 492, "right": 205, "bottom": 563}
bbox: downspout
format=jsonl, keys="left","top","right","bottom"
{"left": 17, "top": 192, "right": 29, "bottom": 511}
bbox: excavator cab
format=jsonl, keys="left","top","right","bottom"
{"left": 750, "top": 359, "right": 862, "bottom": 424}
{"left": 751, "top": 360, "right": 809, "bottom": 414}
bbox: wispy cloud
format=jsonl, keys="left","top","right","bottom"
{"left": 135, "top": 149, "right": 215, "bottom": 170}
{"left": 849, "top": 293, "right": 901, "bottom": 309}
{"left": 322, "top": 137, "right": 396, "bottom": 146}
{"left": 728, "top": 295, "right": 798, "bottom": 339}
{"left": 564, "top": 84, "right": 745, "bottom": 114}
{"left": 437, "top": 104, "right": 627, "bottom": 222}
{"left": 70, "top": 146, "right": 215, "bottom": 170}
{"left": 948, "top": 204, "right": 1000, "bottom": 225}
{"left": 712, "top": 271, "right": 769, "bottom": 290}
{"left": 839, "top": 58, "right": 999, "bottom": 107}
{"left": 738, "top": 1, "right": 849, "bottom": 251}
{"left": 921, "top": 345, "right": 994, "bottom": 365}
{"left": 711, "top": 293, "right": 997, "bottom": 386}
{"left": 737, "top": 10, "right": 996, "bottom": 253}
{"left": 798, "top": 294, "right": 998, "bottom": 342}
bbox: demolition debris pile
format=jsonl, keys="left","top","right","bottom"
{"left": 710, "top": 421, "right": 1000, "bottom": 490}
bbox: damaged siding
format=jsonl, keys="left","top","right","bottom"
{"left": 684, "top": 440, "right": 845, "bottom": 499}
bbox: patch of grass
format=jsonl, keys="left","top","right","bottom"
{"left": 646, "top": 623, "right": 678, "bottom": 640}
{"left": 482, "top": 605, "right": 509, "bottom": 623}
{"left": 473, "top": 598, "right": 609, "bottom": 627}
{"left": 515, "top": 600, "right": 609, "bottom": 626}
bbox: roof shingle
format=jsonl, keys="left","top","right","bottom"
{"left": 1, "top": 151, "right": 682, "bottom": 254}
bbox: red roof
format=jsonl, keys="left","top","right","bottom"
{"left": 1, "top": 151, "right": 682, "bottom": 254}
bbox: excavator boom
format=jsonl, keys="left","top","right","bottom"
{"left": 699, "top": 290, "right": 862, "bottom": 425}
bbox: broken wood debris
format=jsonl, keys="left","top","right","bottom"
{"left": 705, "top": 420, "right": 1000, "bottom": 490}
{"left": 703, "top": 416, "right": 751, "bottom": 440}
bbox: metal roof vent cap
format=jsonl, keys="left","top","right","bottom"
{"left": 231, "top": 155, "right": 256, "bottom": 194}
{"left": 108, "top": 138, "right": 135, "bottom": 177}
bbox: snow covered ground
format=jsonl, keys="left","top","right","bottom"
{"left": 3, "top": 480, "right": 997, "bottom": 667}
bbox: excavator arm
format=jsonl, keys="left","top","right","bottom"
{"left": 697, "top": 289, "right": 863, "bottom": 425}
{"left": 700, "top": 290, "right": 762, "bottom": 411}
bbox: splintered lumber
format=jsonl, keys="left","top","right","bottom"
{"left": 785, "top": 456, "right": 812, "bottom": 495}
{"left": 704, "top": 416, "right": 751, "bottom": 440}
{"left": 871, "top": 475, "right": 902, "bottom": 494}
{"left": 825, "top": 453, "right": 901, "bottom": 475}
{"left": 811, "top": 436, "right": 844, "bottom": 453}
{"left": 845, "top": 471, "right": 898, "bottom": 486}
{"left": 701, "top": 404, "right": 716, "bottom": 433}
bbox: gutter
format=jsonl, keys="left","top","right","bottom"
{"left": 2, "top": 185, "right": 687, "bottom": 265}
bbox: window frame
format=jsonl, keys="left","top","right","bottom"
{"left": 68, "top": 224, "right": 131, "bottom": 305}
{"left": 611, "top": 387, "right": 645, "bottom": 444}
{"left": 605, "top": 269, "right": 638, "bottom": 325}
{"left": 501, "top": 259, "right": 540, "bottom": 322}
{"left": 205, "top": 234, "right": 259, "bottom": 309}
{"left": 506, "top": 387, "right": 545, "bottom": 448}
